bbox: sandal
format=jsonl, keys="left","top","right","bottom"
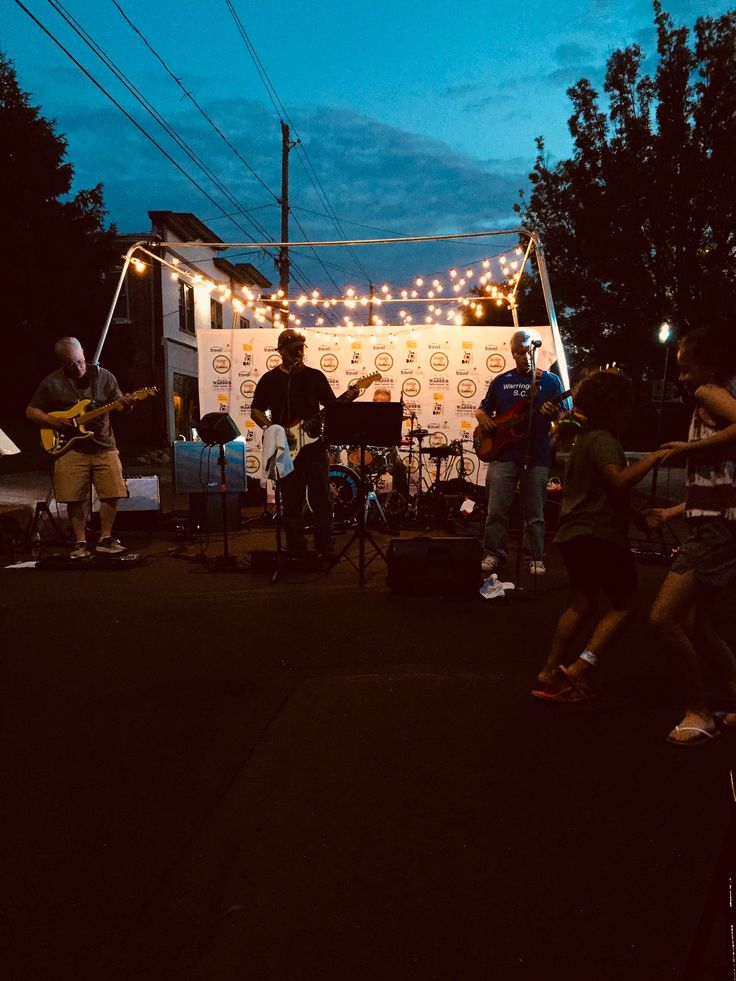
{"left": 558, "top": 665, "right": 595, "bottom": 706}
{"left": 666, "top": 725, "right": 720, "bottom": 747}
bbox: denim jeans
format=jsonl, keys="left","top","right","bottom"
{"left": 483, "top": 460, "right": 549, "bottom": 562}
{"left": 280, "top": 444, "right": 333, "bottom": 554}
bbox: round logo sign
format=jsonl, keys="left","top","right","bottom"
{"left": 457, "top": 378, "right": 477, "bottom": 399}
{"left": 212, "top": 355, "right": 231, "bottom": 374}
{"left": 240, "top": 380, "right": 256, "bottom": 399}
{"left": 246, "top": 456, "right": 260, "bottom": 475}
{"left": 429, "top": 351, "right": 449, "bottom": 372}
{"left": 266, "top": 354, "right": 282, "bottom": 370}
{"left": 375, "top": 352, "right": 393, "bottom": 372}
{"left": 486, "top": 353, "right": 506, "bottom": 373}
{"left": 402, "top": 378, "right": 421, "bottom": 398}
{"left": 320, "top": 353, "right": 338, "bottom": 373}
{"left": 429, "top": 432, "right": 448, "bottom": 447}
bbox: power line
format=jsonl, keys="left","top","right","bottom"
{"left": 46, "top": 0, "right": 279, "bottom": 251}
{"left": 223, "top": 0, "right": 374, "bottom": 283}
{"left": 111, "top": 0, "right": 279, "bottom": 205}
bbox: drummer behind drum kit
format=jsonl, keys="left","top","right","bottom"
{"left": 325, "top": 419, "right": 483, "bottom": 531}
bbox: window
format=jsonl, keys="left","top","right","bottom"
{"left": 179, "top": 281, "right": 195, "bottom": 334}
{"left": 111, "top": 278, "right": 131, "bottom": 324}
{"left": 210, "top": 298, "right": 223, "bottom": 330}
{"left": 238, "top": 315, "right": 251, "bottom": 330}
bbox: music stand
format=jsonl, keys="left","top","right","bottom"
{"left": 324, "top": 401, "right": 403, "bottom": 585}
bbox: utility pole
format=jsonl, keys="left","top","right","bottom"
{"left": 279, "top": 121, "right": 291, "bottom": 303}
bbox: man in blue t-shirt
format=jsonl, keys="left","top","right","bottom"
{"left": 475, "top": 330, "right": 567, "bottom": 576}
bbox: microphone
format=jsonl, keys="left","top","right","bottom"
{"left": 531, "top": 339, "right": 542, "bottom": 348}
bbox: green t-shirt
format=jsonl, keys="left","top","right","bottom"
{"left": 555, "top": 429, "right": 630, "bottom": 546}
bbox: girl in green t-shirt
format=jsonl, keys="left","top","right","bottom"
{"left": 533, "top": 371, "right": 667, "bottom": 704}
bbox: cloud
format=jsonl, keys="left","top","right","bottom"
{"left": 56, "top": 98, "right": 530, "bottom": 286}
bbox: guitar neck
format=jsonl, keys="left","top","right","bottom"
{"left": 78, "top": 400, "right": 122, "bottom": 424}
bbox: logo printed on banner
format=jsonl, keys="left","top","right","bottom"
{"left": 402, "top": 378, "right": 421, "bottom": 398}
{"left": 246, "top": 456, "right": 260, "bottom": 475}
{"left": 486, "top": 353, "right": 506, "bottom": 373}
{"left": 457, "top": 379, "right": 477, "bottom": 399}
{"left": 213, "top": 355, "right": 231, "bottom": 374}
{"left": 430, "top": 351, "right": 449, "bottom": 372}
{"left": 432, "top": 393, "right": 445, "bottom": 417}
{"left": 461, "top": 343, "right": 474, "bottom": 365}
{"left": 241, "top": 352, "right": 253, "bottom": 367}
{"left": 375, "top": 353, "right": 393, "bottom": 372}
{"left": 266, "top": 354, "right": 281, "bottom": 370}
{"left": 240, "top": 379, "right": 256, "bottom": 399}
{"left": 320, "top": 354, "right": 338, "bottom": 372}
{"left": 429, "top": 430, "right": 448, "bottom": 445}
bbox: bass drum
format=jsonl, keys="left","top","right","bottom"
{"left": 328, "top": 464, "right": 362, "bottom": 522}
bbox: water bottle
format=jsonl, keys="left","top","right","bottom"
{"left": 31, "top": 531, "right": 41, "bottom": 563}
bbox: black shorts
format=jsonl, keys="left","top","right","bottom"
{"left": 558, "top": 535, "right": 638, "bottom": 609}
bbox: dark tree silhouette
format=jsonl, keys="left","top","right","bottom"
{"left": 515, "top": 3, "right": 736, "bottom": 378}
{"left": 0, "top": 52, "right": 116, "bottom": 426}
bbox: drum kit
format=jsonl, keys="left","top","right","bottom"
{"left": 325, "top": 418, "right": 480, "bottom": 530}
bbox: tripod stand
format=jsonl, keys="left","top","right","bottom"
{"left": 324, "top": 400, "right": 403, "bottom": 585}
{"left": 210, "top": 440, "right": 239, "bottom": 570}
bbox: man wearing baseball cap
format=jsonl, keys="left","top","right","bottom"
{"left": 251, "top": 328, "right": 337, "bottom": 561}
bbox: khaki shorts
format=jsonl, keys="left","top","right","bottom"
{"left": 53, "top": 449, "right": 128, "bottom": 503}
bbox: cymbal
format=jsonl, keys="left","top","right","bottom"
{"left": 402, "top": 415, "right": 413, "bottom": 422}
{"left": 407, "top": 428, "right": 429, "bottom": 438}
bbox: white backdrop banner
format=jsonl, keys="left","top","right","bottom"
{"left": 196, "top": 326, "right": 562, "bottom": 490}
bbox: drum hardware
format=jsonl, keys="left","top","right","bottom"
{"left": 407, "top": 428, "right": 429, "bottom": 438}
{"left": 323, "top": 400, "right": 404, "bottom": 585}
{"left": 420, "top": 446, "right": 455, "bottom": 459}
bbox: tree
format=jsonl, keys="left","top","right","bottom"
{"left": 0, "top": 52, "right": 116, "bottom": 425}
{"left": 515, "top": 3, "right": 736, "bottom": 378}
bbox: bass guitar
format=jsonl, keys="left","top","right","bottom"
{"left": 40, "top": 387, "right": 159, "bottom": 457}
{"left": 473, "top": 387, "right": 572, "bottom": 463}
{"left": 285, "top": 371, "right": 381, "bottom": 460}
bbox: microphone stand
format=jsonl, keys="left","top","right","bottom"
{"left": 509, "top": 345, "right": 541, "bottom": 600}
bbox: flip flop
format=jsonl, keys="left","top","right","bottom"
{"left": 558, "top": 665, "right": 595, "bottom": 706}
{"left": 531, "top": 686, "right": 584, "bottom": 704}
{"left": 666, "top": 725, "right": 720, "bottom": 747}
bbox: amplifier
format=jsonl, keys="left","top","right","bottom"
{"left": 173, "top": 441, "right": 247, "bottom": 494}
{"left": 92, "top": 475, "right": 161, "bottom": 513}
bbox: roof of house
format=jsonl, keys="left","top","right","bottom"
{"left": 148, "top": 211, "right": 225, "bottom": 247}
{"left": 214, "top": 258, "right": 272, "bottom": 290}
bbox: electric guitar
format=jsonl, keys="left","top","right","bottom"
{"left": 40, "top": 387, "right": 159, "bottom": 457}
{"left": 473, "top": 387, "right": 572, "bottom": 463}
{"left": 285, "top": 371, "right": 381, "bottom": 460}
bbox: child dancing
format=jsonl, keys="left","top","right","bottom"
{"left": 647, "top": 327, "right": 736, "bottom": 746}
{"left": 534, "top": 370, "right": 667, "bottom": 703}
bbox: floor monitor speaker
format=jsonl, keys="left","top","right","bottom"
{"left": 198, "top": 412, "right": 241, "bottom": 445}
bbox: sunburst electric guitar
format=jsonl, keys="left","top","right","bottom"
{"left": 285, "top": 372, "right": 381, "bottom": 460}
{"left": 473, "top": 387, "right": 572, "bottom": 463}
{"left": 40, "top": 387, "right": 159, "bottom": 457}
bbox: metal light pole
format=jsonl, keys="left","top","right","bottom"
{"left": 650, "top": 321, "right": 673, "bottom": 504}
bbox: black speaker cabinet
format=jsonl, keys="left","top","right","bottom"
{"left": 189, "top": 492, "right": 241, "bottom": 533}
{"left": 197, "top": 412, "right": 241, "bottom": 445}
{"left": 386, "top": 537, "right": 482, "bottom": 596}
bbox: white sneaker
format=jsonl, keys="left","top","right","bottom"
{"left": 526, "top": 559, "right": 546, "bottom": 575}
{"left": 96, "top": 537, "right": 127, "bottom": 555}
{"left": 70, "top": 541, "right": 92, "bottom": 560}
{"left": 481, "top": 552, "right": 500, "bottom": 574}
